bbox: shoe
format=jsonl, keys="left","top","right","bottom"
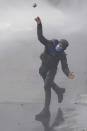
{"left": 57, "top": 88, "right": 65, "bottom": 103}
{"left": 35, "top": 108, "right": 50, "bottom": 121}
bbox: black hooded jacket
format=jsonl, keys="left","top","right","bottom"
{"left": 37, "top": 23, "right": 70, "bottom": 77}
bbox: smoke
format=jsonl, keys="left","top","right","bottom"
{"left": 0, "top": 0, "right": 87, "bottom": 103}
{"left": 47, "top": 0, "right": 87, "bottom": 9}
{"left": 0, "top": 0, "right": 87, "bottom": 47}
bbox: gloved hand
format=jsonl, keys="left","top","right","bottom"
{"left": 35, "top": 17, "right": 41, "bottom": 24}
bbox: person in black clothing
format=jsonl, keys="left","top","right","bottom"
{"left": 35, "top": 17, "right": 75, "bottom": 117}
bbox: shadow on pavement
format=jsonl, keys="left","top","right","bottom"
{"left": 35, "top": 107, "right": 64, "bottom": 131}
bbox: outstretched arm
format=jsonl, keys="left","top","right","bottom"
{"left": 35, "top": 17, "right": 50, "bottom": 46}
{"left": 61, "top": 54, "right": 75, "bottom": 79}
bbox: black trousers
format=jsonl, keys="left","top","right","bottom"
{"left": 39, "top": 64, "right": 61, "bottom": 109}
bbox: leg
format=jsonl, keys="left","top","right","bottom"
{"left": 39, "top": 64, "right": 50, "bottom": 109}
{"left": 52, "top": 82, "right": 60, "bottom": 91}
{"left": 44, "top": 68, "right": 57, "bottom": 110}
{"left": 35, "top": 65, "right": 52, "bottom": 119}
{"left": 52, "top": 82, "right": 64, "bottom": 93}
{"left": 51, "top": 82, "right": 65, "bottom": 103}
{"left": 39, "top": 65, "right": 65, "bottom": 103}
{"left": 39, "top": 65, "right": 58, "bottom": 88}
{"left": 39, "top": 64, "right": 48, "bottom": 80}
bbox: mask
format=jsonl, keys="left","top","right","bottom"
{"left": 55, "top": 45, "right": 62, "bottom": 52}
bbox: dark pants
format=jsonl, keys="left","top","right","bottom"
{"left": 39, "top": 64, "right": 61, "bottom": 109}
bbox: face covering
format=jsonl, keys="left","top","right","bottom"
{"left": 55, "top": 45, "right": 63, "bottom": 52}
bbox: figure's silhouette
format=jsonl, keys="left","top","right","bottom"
{"left": 35, "top": 17, "right": 75, "bottom": 116}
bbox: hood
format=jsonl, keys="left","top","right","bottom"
{"left": 59, "top": 39, "right": 69, "bottom": 50}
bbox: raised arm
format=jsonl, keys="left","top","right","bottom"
{"left": 35, "top": 17, "right": 50, "bottom": 46}
{"left": 61, "top": 53, "right": 75, "bottom": 79}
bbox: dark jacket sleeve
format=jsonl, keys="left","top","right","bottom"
{"left": 61, "top": 53, "right": 70, "bottom": 77}
{"left": 37, "top": 23, "right": 50, "bottom": 46}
